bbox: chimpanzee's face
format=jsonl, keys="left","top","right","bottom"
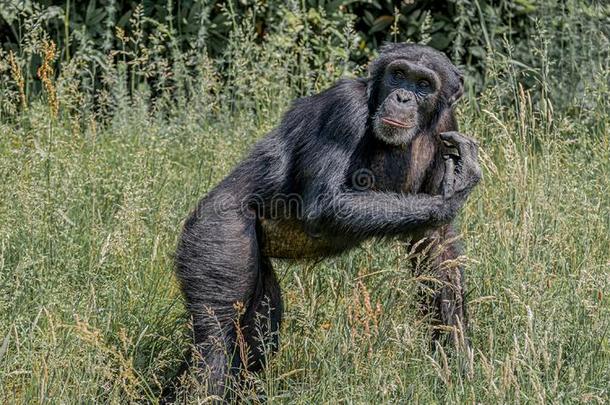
{"left": 372, "top": 59, "right": 442, "bottom": 146}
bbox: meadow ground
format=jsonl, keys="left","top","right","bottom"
{"left": 0, "top": 9, "right": 609, "bottom": 404}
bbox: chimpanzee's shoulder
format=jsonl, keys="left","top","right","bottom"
{"left": 314, "top": 78, "right": 368, "bottom": 105}
{"left": 275, "top": 77, "right": 367, "bottom": 142}
{"left": 288, "top": 78, "right": 368, "bottom": 110}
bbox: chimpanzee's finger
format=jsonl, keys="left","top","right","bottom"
{"left": 441, "top": 141, "right": 459, "bottom": 157}
{"left": 440, "top": 131, "right": 468, "bottom": 158}
{"left": 441, "top": 131, "right": 479, "bottom": 164}
{"left": 466, "top": 136, "right": 479, "bottom": 161}
{"left": 442, "top": 157, "right": 455, "bottom": 199}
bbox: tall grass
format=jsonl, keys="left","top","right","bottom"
{"left": 0, "top": 1, "right": 608, "bottom": 403}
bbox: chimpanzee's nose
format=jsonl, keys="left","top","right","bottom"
{"left": 395, "top": 90, "right": 412, "bottom": 103}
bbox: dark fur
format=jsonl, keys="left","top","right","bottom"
{"left": 175, "top": 43, "right": 481, "bottom": 397}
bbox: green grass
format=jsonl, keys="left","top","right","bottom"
{"left": 1, "top": 82, "right": 608, "bottom": 403}
{"left": 1, "top": 6, "right": 609, "bottom": 403}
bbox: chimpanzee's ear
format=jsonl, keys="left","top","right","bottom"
{"left": 366, "top": 72, "right": 383, "bottom": 113}
{"left": 436, "top": 70, "right": 463, "bottom": 133}
{"left": 366, "top": 75, "right": 379, "bottom": 98}
{"left": 447, "top": 71, "right": 464, "bottom": 107}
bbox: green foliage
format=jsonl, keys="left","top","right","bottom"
{"left": 1, "top": 0, "right": 608, "bottom": 107}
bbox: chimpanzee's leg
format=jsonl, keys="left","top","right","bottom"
{"left": 411, "top": 224, "right": 468, "bottom": 346}
{"left": 175, "top": 205, "right": 282, "bottom": 398}
{"left": 240, "top": 256, "right": 283, "bottom": 372}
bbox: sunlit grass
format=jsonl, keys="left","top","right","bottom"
{"left": 1, "top": 82, "right": 608, "bottom": 403}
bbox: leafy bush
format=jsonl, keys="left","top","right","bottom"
{"left": 1, "top": 0, "right": 607, "bottom": 109}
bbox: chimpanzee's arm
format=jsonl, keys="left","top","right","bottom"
{"left": 303, "top": 174, "right": 457, "bottom": 238}
{"left": 313, "top": 190, "right": 452, "bottom": 236}
{"left": 301, "top": 134, "right": 479, "bottom": 239}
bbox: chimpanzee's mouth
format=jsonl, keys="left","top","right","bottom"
{"left": 381, "top": 117, "right": 414, "bottom": 129}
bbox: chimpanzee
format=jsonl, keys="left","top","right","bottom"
{"left": 175, "top": 43, "right": 481, "bottom": 396}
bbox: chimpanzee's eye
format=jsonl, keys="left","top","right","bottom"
{"left": 393, "top": 70, "right": 405, "bottom": 81}
{"left": 418, "top": 79, "right": 431, "bottom": 88}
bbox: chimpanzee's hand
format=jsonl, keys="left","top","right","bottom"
{"left": 440, "top": 131, "right": 482, "bottom": 200}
